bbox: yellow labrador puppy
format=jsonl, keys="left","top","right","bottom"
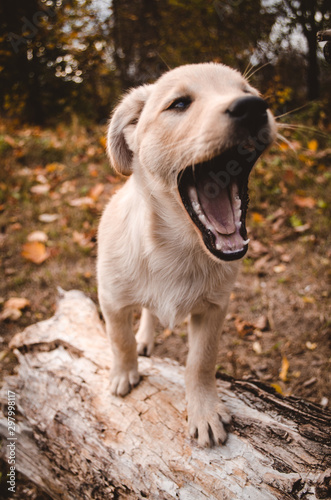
{"left": 97, "top": 63, "right": 276, "bottom": 447}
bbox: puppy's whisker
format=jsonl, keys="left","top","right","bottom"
{"left": 276, "top": 133, "right": 297, "bottom": 152}
{"left": 244, "top": 62, "right": 270, "bottom": 81}
{"left": 275, "top": 104, "right": 309, "bottom": 120}
{"left": 277, "top": 123, "right": 328, "bottom": 139}
{"left": 243, "top": 61, "right": 254, "bottom": 80}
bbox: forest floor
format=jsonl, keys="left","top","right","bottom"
{"left": 0, "top": 115, "right": 330, "bottom": 498}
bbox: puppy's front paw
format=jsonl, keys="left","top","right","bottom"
{"left": 188, "top": 396, "right": 231, "bottom": 447}
{"left": 110, "top": 368, "right": 140, "bottom": 397}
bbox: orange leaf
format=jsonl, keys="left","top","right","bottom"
{"left": 271, "top": 383, "right": 283, "bottom": 394}
{"left": 302, "top": 296, "right": 315, "bottom": 304}
{"left": 307, "top": 139, "right": 318, "bottom": 152}
{"left": 22, "top": 242, "right": 50, "bottom": 264}
{"left": 279, "top": 356, "right": 289, "bottom": 382}
{"left": 251, "top": 212, "right": 265, "bottom": 224}
{"left": 293, "top": 195, "right": 316, "bottom": 208}
{"left": 234, "top": 317, "right": 255, "bottom": 337}
{"left": 99, "top": 136, "right": 107, "bottom": 149}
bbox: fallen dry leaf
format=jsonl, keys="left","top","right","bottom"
{"left": 293, "top": 223, "right": 311, "bottom": 233}
{"left": 280, "top": 253, "right": 291, "bottom": 263}
{"left": 302, "top": 296, "right": 316, "bottom": 304}
{"left": 254, "top": 315, "right": 268, "bottom": 331}
{"left": 72, "top": 230, "right": 95, "bottom": 248}
{"left": 303, "top": 377, "right": 317, "bottom": 388}
{"left": 271, "top": 383, "right": 283, "bottom": 395}
{"left": 30, "top": 184, "right": 50, "bottom": 195}
{"left": 0, "top": 297, "right": 30, "bottom": 321}
{"left": 307, "top": 139, "right": 318, "bottom": 152}
{"left": 283, "top": 169, "right": 296, "bottom": 185}
{"left": 0, "top": 350, "right": 9, "bottom": 361}
{"left": 279, "top": 356, "right": 289, "bottom": 382}
{"left": 5, "top": 297, "right": 30, "bottom": 310}
{"left": 306, "top": 341, "right": 317, "bottom": 350}
{"left": 39, "top": 213, "right": 60, "bottom": 223}
{"left": 252, "top": 341, "right": 262, "bottom": 354}
{"left": 293, "top": 195, "right": 316, "bottom": 209}
{"left": 273, "top": 264, "right": 286, "bottom": 274}
{"left": 89, "top": 183, "right": 104, "bottom": 200}
{"left": 22, "top": 241, "right": 50, "bottom": 264}
{"left": 27, "top": 230, "right": 48, "bottom": 243}
{"left": 4, "top": 135, "right": 16, "bottom": 147}
{"left": 0, "top": 308, "right": 21, "bottom": 321}
{"left": 69, "top": 196, "right": 94, "bottom": 207}
{"left": 45, "top": 162, "right": 65, "bottom": 173}
{"left": 99, "top": 136, "right": 107, "bottom": 149}
{"left": 234, "top": 317, "right": 255, "bottom": 337}
{"left": 251, "top": 212, "right": 265, "bottom": 224}
{"left": 59, "top": 180, "right": 76, "bottom": 194}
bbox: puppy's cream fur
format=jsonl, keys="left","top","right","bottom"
{"left": 97, "top": 63, "right": 276, "bottom": 447}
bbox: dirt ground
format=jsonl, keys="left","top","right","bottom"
{"left": 0, "top": 118, "right": 330, "bottom": 497}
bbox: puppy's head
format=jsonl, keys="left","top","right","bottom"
{"left": 107, "top": 63, "right": 277, "bottom": 261}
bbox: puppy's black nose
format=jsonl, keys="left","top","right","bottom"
{"left": 227, "top": 96, "right": 269, "bottom": 135}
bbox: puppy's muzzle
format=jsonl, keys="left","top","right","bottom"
{"left": 177, "top": 96, "right": 273, "bottom": 262}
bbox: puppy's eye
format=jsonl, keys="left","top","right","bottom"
{"left": 167, "top": 97, "right": 192, "bottom": 111}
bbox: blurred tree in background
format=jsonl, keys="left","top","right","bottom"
{"left": 0, "top": 0, "right": 113, "bottom": 124}
{"left": 0, "top": 0, "right": 330, "bottom": 125}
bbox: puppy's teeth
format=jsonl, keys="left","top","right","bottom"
{"left": 235, "top": 221, "right": 242, "bottom": 230}
{"left": 192, "top": 201, "right": 200, "bottom": 212}
{"left": 243, "top": 238, "right": 250, "bottom": 245}
{"left": 188, "top": 186, "right": 199, "bottom": 204}
{"left": 235, "top": 209, "right": 242, "bottom": 223}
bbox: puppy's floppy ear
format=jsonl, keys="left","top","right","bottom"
{"left": 107, "top": 84, "right": 153, "bottom": 176}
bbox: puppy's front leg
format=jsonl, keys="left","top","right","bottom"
{"left": 186, "top": 304, "right": 231, "bottom": 447}
{"left": 102, "top": 305, "right": 140, "bottom": 397}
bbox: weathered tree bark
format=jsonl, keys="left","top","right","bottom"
{"left": 0, "top": 290, "right": 330, "bottom": 500}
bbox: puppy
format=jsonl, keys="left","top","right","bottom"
{"left": 97, "top": 63, "right": 276, "bottom": 447}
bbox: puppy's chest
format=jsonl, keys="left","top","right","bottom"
{"left": 144, "top": 256, "right": 235, "bottom": 327}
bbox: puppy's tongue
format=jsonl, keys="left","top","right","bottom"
{"left": 195, "top": 173, "right": 236, "bottom": 235}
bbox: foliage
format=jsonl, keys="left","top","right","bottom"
{"left": 0, "top": 0, "right": 113, "bottom": 124}
{"left": 0, "top": 1, "right": 330, "bottom": 124}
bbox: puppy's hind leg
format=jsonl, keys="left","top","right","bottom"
{"left": 101, "top": 303, "right": 140, "bottom": 397}
{"left": 136, "top": 308, "right": 156, "bottom": 356}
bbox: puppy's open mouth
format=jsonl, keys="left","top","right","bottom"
{"left": 178, "top": 144, "right": 264, "bottom": 261}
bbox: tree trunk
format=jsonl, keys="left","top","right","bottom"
{"left": 306, "top": 26, "right": 320, "bottom": 101}
{"left": 0, "top": 290, "right": 330, "bottom": 500}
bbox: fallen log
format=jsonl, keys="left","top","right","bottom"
{"left": 0, "top": 290, "right": 330, "bottom": 500}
